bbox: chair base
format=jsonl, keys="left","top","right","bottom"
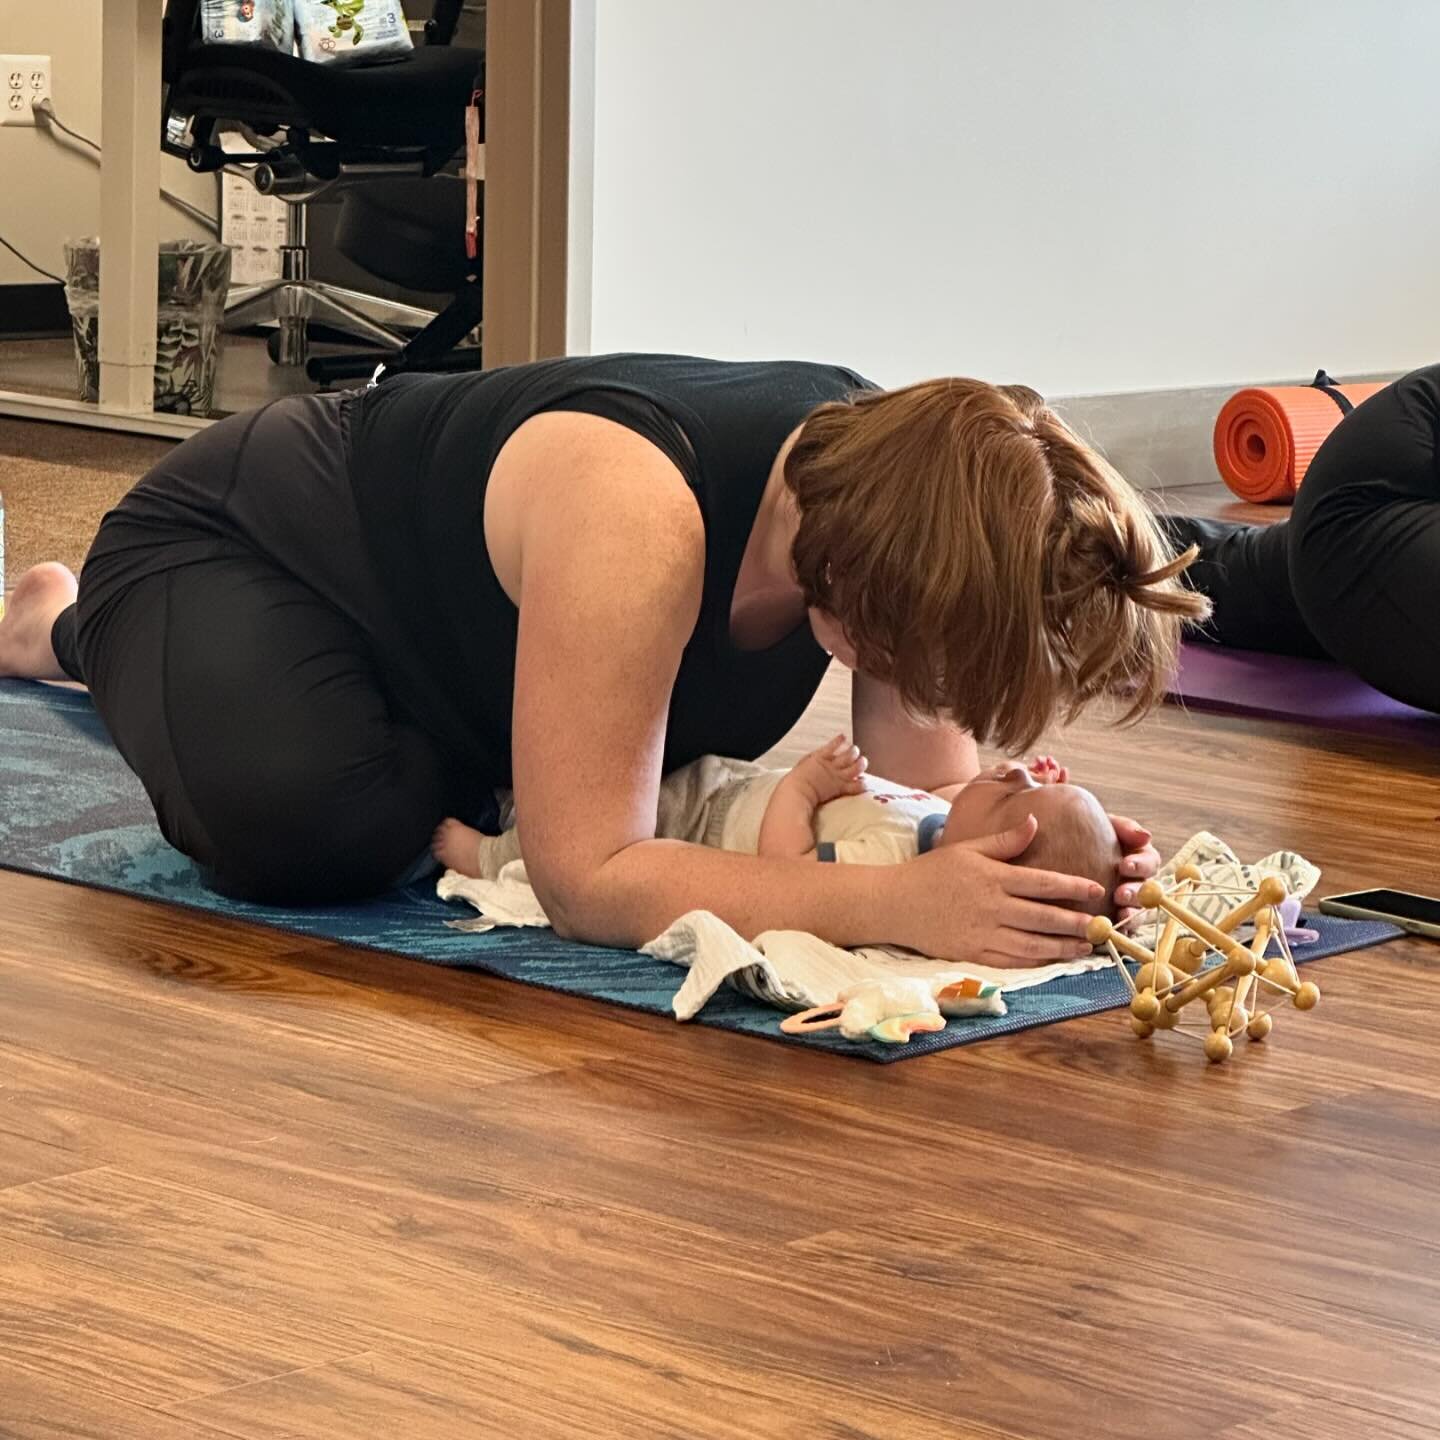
{"left": 305, "top": 275, "right": 482, "bottom": 385}
{"left": 225, "top": 278, "right": 439, "bottom": 368}
{"left": 303, "top": 275, "right": 483, "bottom": 385}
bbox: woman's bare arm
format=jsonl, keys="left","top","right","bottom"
{"left": 495, "top": 416, "right": 893, "bottom": 943}
{"left": 488, "top": 414, "right": 1102, "bottom": 963}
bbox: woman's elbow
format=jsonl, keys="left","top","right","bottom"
{"left": 547, "top": 899, "right": 590, "bottom": 943}
{"left": 526, "top": 835, "right": 659, "bottom": 946}
{"left": 529, "top": 862, "right": 609, "bottom": 943}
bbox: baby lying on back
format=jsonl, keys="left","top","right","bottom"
{"left": 434, "top": 734, "right": 1123, "bottom": 919}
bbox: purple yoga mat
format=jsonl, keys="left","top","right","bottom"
{"left": 1169, "top": 645, "right": 1440, "bottom": 743}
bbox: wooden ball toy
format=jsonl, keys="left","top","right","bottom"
{"left": 1204, "top": 1030, "right": 1234, "bottom": 1063}
{"left": 1109, "top": 871, "right": 1317, "bottom": 1062}
{"left": 1175, "top": 863, "right": 1204, "bottom": 882}
{"left": 1170, "top": 937, "right": 1206, "bottom": 972}
{"left": 1255, "top": 874, "right": 1289, "bottom": 906}
{"left": 1223, "top": 1006, "right": 1252, "bottom": 1036}
{"left": 1131, "top": 991, "right": 1162, "bottom": 1024}
{"left": 1261, "top": 954, "right": 1301, "bottom": 991}
{"left": 1206, "top": 984, "right": 1234, "bottom": 1015}
{"left": 1135, "top": 961, "right": 1175, "bottom": 994}
{"left": 1089, "top": 913, "right": 1162, "bottom": 967}
{"left": 1205, "top": 988, "right": 1251, "bottom": 1036}
{"left": 1136, "top": 879, "right": 1165, "bottom": 909}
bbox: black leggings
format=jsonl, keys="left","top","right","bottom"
{"left": 53, "top": 393, "right": 485, "bottom": 904}
{"left": 1166, "top": 365, "right": 1440, "bottom": 715}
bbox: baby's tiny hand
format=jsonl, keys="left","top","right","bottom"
{"left": 796, "top": 733, "right": 870, "bottom": 802}
{"left": 1028, "top": 755, "right": 1069, "bottom": 785}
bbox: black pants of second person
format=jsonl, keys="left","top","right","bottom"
{"left": 1162, "top": 366, "right": 1440, "bottom": 715}
{"left": 50, "top": 392, "right": 470, "bottom": 904}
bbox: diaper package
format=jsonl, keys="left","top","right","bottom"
{"left": 200, "top": 0, "right": 295, "bottom": 51}
{"left": 294, "top": 0, "right": 413, "bottom": 63}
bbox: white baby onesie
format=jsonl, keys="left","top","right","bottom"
{"left": 698, "top": 763, "right": 947, "bottom": 861}
{"left": 481, "top": 755, "right": 950, "bottom": 875}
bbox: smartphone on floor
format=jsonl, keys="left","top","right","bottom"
{"left": 1318, "top": 889, "right": 1440, "bottom": 941}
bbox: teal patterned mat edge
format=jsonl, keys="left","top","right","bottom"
{"left": 0, "top": 681, "right": 1403, "bottom": 1062}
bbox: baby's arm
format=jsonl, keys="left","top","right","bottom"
{"left": 756, "top": 735, "right": 868, "bottom": 859}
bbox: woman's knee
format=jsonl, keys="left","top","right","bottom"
{"left": 203, "top": 774, "right": 442, "bottom": 904}
{"left": 196, "top": 729, "right": 447, "bottom": 904}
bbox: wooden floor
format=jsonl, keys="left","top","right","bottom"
{"left": 3, "top": 486, "right": 1440, "bottom": 1438}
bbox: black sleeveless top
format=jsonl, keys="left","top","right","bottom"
{"left": 346, "top": 353, "right": 873, "bottom": 790}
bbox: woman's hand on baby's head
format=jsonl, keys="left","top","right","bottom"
{"left": 902, "top": 813, "right": 1105, "bottom": 966}
{"left": 1108, "top": 813, "right": 1160, "bottom": 915}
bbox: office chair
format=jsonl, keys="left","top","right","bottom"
{"left": 304, "top": 171, "right": 483, "bottom": 383}
{"left": 160, "top": 0, "right": 482, "bottom": 370}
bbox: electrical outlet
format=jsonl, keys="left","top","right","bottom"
{"left": 0, "top": 55, "right": 50, "bottom": 128}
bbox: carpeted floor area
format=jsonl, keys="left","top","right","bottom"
{"left": 0, "top": 418, "right": 172, "bottom": 581}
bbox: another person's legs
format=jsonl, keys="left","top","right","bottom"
{"left": 1157, "top": 512, "right": 1327, "bottom": 657}
{"left": 1160, "top": 367, "right": 1440, "bottom": 714}
{"left": 1286, "top": 376, "right": 1440, "bottom": 713}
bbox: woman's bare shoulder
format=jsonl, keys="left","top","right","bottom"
{"left": 485, "top": 411, "right": 703, "bottom": 606}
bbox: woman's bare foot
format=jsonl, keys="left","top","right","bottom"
{"left": 0, "top": 563, "right": 79, "bottom": 681}
{"left": 432, "top": 816, "right": 484, "bottom": 877}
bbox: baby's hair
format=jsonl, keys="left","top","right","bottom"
{"left": 786, "top": 379, "right": 1212, "bottom": 752}
{"left": 1019, "top": 787, "right": 1123, "bottom": 921}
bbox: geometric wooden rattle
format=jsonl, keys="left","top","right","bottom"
{"left": 1087, "top": 864, "right": 1320, "bottom": 1063}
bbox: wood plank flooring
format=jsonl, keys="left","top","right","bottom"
{"left": 3, "top": 483, "right": 1440, "bottom": 1437}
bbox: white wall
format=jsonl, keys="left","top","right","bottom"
{"left": 588, "top": 0, "right": 1440, "bottom": 395}
{"left": 0, "top": 0, "right": 217, "bottom": 288}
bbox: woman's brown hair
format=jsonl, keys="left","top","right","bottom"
{"left": 785, "top": 378, "right": 1210, "bottom": 753}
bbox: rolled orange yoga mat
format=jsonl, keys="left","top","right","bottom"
{"left": 1212, "top": 372, "right": 1388, "bottom": 503}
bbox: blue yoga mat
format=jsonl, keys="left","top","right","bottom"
{"left": 0, "top": 680, "right": 1404, "bottom": 1062}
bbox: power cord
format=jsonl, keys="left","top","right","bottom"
{"left": 33, "top": 96, "right": 221, "bottom": 237}
{"left": 0, "top": 233, "right": 62, "bottom": 285}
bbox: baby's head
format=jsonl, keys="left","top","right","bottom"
{"left": 936, "top": 763, "right": 1122, "bottom": 919}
